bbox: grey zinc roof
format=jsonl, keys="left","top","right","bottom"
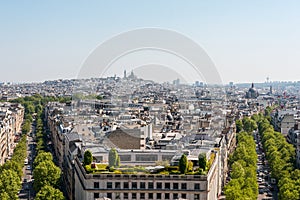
{"left": 65, "top": 132, "right": 81, "bottom": 142}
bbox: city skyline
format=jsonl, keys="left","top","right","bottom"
{"left": 1, "top": 1, "right": 300, "bottom": 83}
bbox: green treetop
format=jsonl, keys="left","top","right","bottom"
{"left": 84, "top": 150, "right": 93, "bottom": 166}
{"left": 35, "top": 185, "right": 65, "bottom": 200}
{"left": 109, "top": 148, "right": 120, "bottom": 167}
{"left": 179, "top": 154, "right": 188, "bottom": 174}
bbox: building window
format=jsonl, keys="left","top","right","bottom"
{"left": 94, "top": 193, "right": 99, "bottom": 199}
{"left": 94, "top": 182, "right": 99, "bottom": 189}
{"left": 194, "top": 183, "right": 200, "bottom": 190}
{"left": 157, "top": 193, "right": 162, "bottom": 199}
{"left": 136, "top": 154, "right": 158, "bottom": 161}
{"left": 148, "top": 182, "right": 154, "bottom": 189}
{"left": 140, "top": 182, "right": 146, "bottom": 189}
{"left": 115, "top": 182, "right": 121, "bottom": 189}
{"left": 162, "top": 155, "right": 173, "bottom": 161}
{"left": 182, "top": 193, "right": 187, "bottom": 199}
{"left": 148, "top": 193, "right": 153, "bottom": 199}
{"left": 107, "top": 193, "right": 112, "bottom": 198}
{"left": 165, "top": 193, "right": 170, "bottom": 199}
{"left": 119, "top": 154, "right": 131, "bottom": 161}
{"left": 123, "top": 182, "right": 129, "bottom": 189}
{"left": 107, "top": 182, "right": 112, "bottom": 189}
{"left": 156, "top": 182, "right": 162, "bottom": 189}
{"left": 115, "top": 193, "right": 120, "bottom": 199}
{"left": 124, "top": 193, "right": 128, "bottom": 199}
{"left": 173, "top": 193, "right": 178, "bottom": 199}
{"left": 194, "top": 194, "right": 200, "bottom": 200}
{"left": 132, "top": 193, "right": 137, "bottom": 199}
{"left": 140, "top": 193, "right": 145, "bottom": 199}
{"left": 181, "top": 183, "right": 187, "bottom": 190}
{"left": 173, "top": 183, "right": 178, "bottom": 189}
{"left": 132, "top": 182, "right": 137, "bottom": 189}
{"left": 165, "top": 182, "right": 170, "bottom": 189}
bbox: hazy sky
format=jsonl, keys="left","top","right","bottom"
{"left": 1, "top": 1, "right": 300, "bottom": 84}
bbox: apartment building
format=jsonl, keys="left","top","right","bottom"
{"left": 73, "top": 152, "right": 219, "bottom": 200}
{"left": 0, "top": 103, "right": 24, "bottom": 165}
{"left": 287, "top": 124, "right": 300, "bottom": 168}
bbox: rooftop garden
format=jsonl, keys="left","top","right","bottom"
{"left": 83, "top": 148, "right": 216, "bottom": 175}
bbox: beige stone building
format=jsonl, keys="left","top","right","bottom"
{"left": 0, "top": 103, "right": 24, "bottom": 165}
{"left": 73, "top": 155, "right": 219, "bottom": 200}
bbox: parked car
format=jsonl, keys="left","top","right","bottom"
{"left": 258, "top": 177, "right": 263, "bottom": 182}
{"left": 259, "top": 189, "right": 264, "bottom": 194}
{"left": 267, "top": 192, "right": 273, "bottom": 197}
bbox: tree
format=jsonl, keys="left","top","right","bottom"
{"left": 116, "top": 155, "right": 120, "bottom": 167}
{"left": 25, "top": 103, "right": 35, "bottom": 114}
{"left": 235, "top": 120, "right": 243, "bottom": 133}
{"left": 279, "top": 178, "right": 299, "bottom": 200}
{"left": 10, "top": 136, "right": 27, "bottom": 168}
{"left": 188, "top": 161, "right": 194, "bottom": 172}
{"left": 0, "top": 192, "right": 9, "bottom": 200}
{"left": 33, "top": 160, "right": 61, "bottom": 192}
{"left": 34, "top": 152, "right": 53, "bottom": 168}
{"left": 0, "top": 169, "right": 21, "bottom": 200}
{"left": 226, "top": 128, "right": 258, "bottom": 199}
{"left": 96, "top": 95, "right": 103, "bottom": 100}
{"left": 265, "top": 106, "right": 272, "bottom": 117}
{"left": 256, "top": 114, "right": 300, "bottom": 199}
{"left": 198, "top": 153, "right": 207, "bottom": 171}
{"left": 242, "top": 118, "right": 257, "bottom": 133}
{"left": 251, "top": 114, "right": 260, "bottom": 123}
{"left": 35, "top": 185, "right": 65, "bottom": 200}
{"left": 243, "top": 175, "right": 258, "bottom": 199}
{"left": 225, "top": 179, "right": 243, "bottom": 200}
{"left": 179, "top": 154, "right": 188, "bottom": 174}
{"left": 1, "top": 160, "right": 23, "bottom": 179}
{"left": 83, "top": 150, "right": 93, "bottom": 166}
{"left": 22, "top": 120, "right": 31, "bottom": 134}
{"left": 231, "top": 161, "right": 245, "bottom": 180}
{"left": 35, "top": 104, "right": 43, "bottom": 114}
{"left": 109, "top": 148, "right": 119, "bottom": 167}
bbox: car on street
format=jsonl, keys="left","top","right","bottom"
{"left": 259, "top": 189, "right": 264, "bottom": 194}
{"left": 258, "top": 177, "right": 263, "bottom": 182}
{"left": 267, "top": 192, "right": 273, "bottom": 197}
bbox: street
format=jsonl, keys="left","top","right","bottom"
{"left": 19, "top": 123, "right": 36, "bottom": 200}
{"left": 254, "top": 131, "right": 278, "bottom": 200}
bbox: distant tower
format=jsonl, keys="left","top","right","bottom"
{"left": 270, "top": 86, "right": 273, "bottom": 94}
{"left": 251, "top": 83, "right": 254, "bottom": 88}
{"left": 124, "top": 70, "right": 127, "bottom": 79}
